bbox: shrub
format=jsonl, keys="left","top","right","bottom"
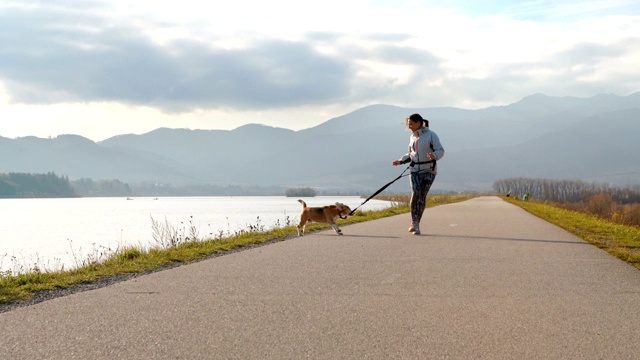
{"left": 118, "top": 247, "right": 143, "bottom": 262}
{"left": 586, "top": 193, "right": 615, "bottom": 219}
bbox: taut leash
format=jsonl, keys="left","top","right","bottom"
{"left": 349, "top": 165, "right": 411, "bottom": 216}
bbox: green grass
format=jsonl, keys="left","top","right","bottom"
{"left": 505, "top": 197, "right": 640, "bottom": 270}
{"left": 0, "top": 194, "right": 472, "bottom": 305}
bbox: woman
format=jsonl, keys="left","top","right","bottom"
{"left": 392, "top": 113, "right": 445, "bottom": 235}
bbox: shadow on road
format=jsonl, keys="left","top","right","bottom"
{"left": 426, "top": 234, "right": 591, "bottom": 246}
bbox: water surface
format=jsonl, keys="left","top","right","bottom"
{"left": 0, "top": 196, "right": 390, "bottom": 273}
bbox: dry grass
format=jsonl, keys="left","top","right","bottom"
{"left": 505, "top": 197, "right": 640, "bottom": 270}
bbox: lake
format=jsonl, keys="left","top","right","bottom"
{"left": 0, "top": 196, "right": 392, "bottom": 274}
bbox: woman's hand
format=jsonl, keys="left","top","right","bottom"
{"left": 427, "top": 153, "right": 436, "bottom": 160}
{"left": 392, "top": 160, "right": 401, "bottom": 166}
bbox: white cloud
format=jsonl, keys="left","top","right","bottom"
{"left": 0, "top": 0, "right": 639, "bottom": 140}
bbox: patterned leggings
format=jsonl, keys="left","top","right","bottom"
{"left": 410, "top": 171, "right": 436, "bottom": 224}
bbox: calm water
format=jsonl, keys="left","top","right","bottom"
{"left": 0, "top": 196, "right": 391, "bottom": 274}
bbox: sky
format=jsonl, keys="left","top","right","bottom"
{"left": 1, "top": 0, "right": 639, "bottom": 141}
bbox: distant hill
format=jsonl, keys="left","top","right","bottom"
{"left": 1, "top": 92, "right": 639, "bottom": 194}
{"left": 440, "top": 108, "right": 640, "bottom": 191}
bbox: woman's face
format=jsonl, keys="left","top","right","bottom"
{"left": 407, "top": 118, "right": 423, "bottom": 132}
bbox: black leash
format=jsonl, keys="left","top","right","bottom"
{"left": 348, "top": 159, "right": 436, "bottom": 216}
{"left": 348, "top": 165, "right": 412, "bottom": 215}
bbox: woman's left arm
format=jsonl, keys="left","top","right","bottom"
{"left": 430, "top": 132, "right": 445, "bottom": 160}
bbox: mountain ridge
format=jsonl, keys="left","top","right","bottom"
{"left": 1, "top": 92, "right": 639, "bottom": 194}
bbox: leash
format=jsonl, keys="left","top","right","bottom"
{"left": 348, "top": 165, "right": 412, "bottom": 216}
{"left": 348, "top": 159, "right": 437, "bottom": 216}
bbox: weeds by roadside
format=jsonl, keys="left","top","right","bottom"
{"left": 151, "top": 215, "right": 201, "bottom": 248}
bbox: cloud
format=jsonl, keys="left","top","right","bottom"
{"left": 0, "top": 2, "right": 355, "bottom": 112}
{"left": 0, "top": 0, "right": 639, "bottom": 118}
{"left": 165, "top": 41, "right": 356, "bottom": 111}
{"left": 0, "top": 1, "right": 435, "bottom": 113}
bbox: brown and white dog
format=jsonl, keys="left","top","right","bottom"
{"left": 296, "top": 199, "right": 352, "bottom": 236}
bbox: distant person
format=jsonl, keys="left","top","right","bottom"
{"left": 392, "top": 113, "right": 445, "bottom": 235}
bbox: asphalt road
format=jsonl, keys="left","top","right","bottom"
{"left": 2, "top": 196, "right": 640, "bottom": 359}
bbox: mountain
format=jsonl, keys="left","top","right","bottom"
{"left": 1, "top": 92, "right": 639, "bottom": 194}
{"left": 0, "top": 134, "right": 191, "bottom": 183}
{"left": 440, "top": 108, "right": 640, "bottom": 191}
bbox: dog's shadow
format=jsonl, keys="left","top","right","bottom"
{"left": 299, "top": 229, "right": 400, "bottom": 239}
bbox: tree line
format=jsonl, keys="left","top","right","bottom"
{"left": 0, "top": 173, "right": 324, "bottom": 198}
{"left": 72, "top": 178, "right": 132, "bottom": 197}
{"left": 493, "top": 177, "right": 640, "bottom": 204}
{"left": 0, "top": 172, "right": 76, "bottom": 198}
{"left": 284, "top": 187, "right": 317, "bottom": 197}
{"left": 494, "top": 177, "right": 640, "bottom": 226}
{"left": 0, "top": 172, "right": 133, "bottom": 198}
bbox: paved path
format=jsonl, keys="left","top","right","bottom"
{"left": 2, "top": 196, "right": 640, "bottom": 359}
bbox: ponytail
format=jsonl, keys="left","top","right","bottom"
{"left": 409, "top": 113, "right": 429, "bottom": 128}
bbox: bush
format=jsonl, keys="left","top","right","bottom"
{"left": 586, "top": 193, "right": 614, "bottom": 219}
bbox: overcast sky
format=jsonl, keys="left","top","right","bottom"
{"left": 1, "top": 0, "right": 639, "bottom": 141}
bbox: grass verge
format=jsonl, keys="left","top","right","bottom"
{"left": 0, "top": 194, "right": 473, "bottom": 306}
{"left": 505, "top": 197, "right": 640, "bottom": 270}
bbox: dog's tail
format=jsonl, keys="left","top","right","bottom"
{"left": 297, "top": 199, "right": 307, "bottom": 208}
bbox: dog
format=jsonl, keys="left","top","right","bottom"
{"left": 296, "top": 199, "right": 352, "bottom": 236}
